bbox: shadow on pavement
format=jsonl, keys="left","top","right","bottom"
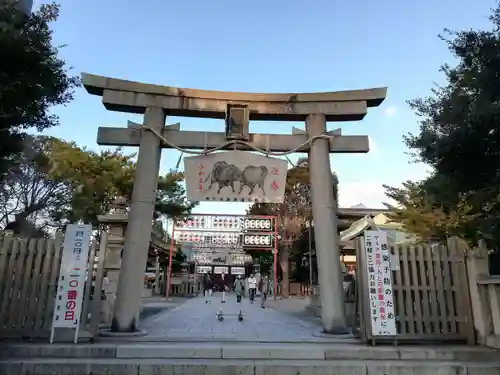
{"left": 139, "top": 296, "right": 190, "bottom": 323}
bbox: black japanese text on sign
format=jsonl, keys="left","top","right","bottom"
{"left": 364, "top": 230, "right": 396, "bottom": 336}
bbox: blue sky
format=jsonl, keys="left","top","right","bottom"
{"left": 33, "top": 0, "right": 496, "bottom": 214}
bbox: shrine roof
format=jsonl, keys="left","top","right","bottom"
{"left": 82, "top": 73, "right": 387, "bottom": 122}
{"left": 338, "top": 207, "right": 389, "bottom": 218}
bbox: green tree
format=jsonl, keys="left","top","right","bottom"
{"left": 0, "top": 136, "right": 196, "bottom": 234}
{"left": 47, "top": 138, "right": 136, "bottom": 227}
{"left": 385, "top": 3, "right": 500, "bottom": 246}
{"left": 49, "top": 144, "right": 197, "bottom": 228}
{"left": 155, "top": 170, "right": 198, "bottom": 220}
{"left": 383, "top": 179, "right": 478, "bottom": 243}
{"left": 0, "top": 2, "right": 79, "bottom": 179}
{"left": 0, "top": 136, "right": 69, "bottom": 236}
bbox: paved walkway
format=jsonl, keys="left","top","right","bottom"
{"left": 138, "top": 293, "right": 342, "bottom": 342}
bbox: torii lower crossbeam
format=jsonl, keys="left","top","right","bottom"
{"left": 97, "top": 127, "right": 370, "bottom": 153}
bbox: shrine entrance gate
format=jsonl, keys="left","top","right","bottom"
{"left": 82, "top": 73, "right": 387, "bottom": 334}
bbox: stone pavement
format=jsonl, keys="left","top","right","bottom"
{"left": 136, "top": 293, "right": 341, "bottom": 342}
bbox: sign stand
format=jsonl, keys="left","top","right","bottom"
{"left": 49, "top": 224, "right": 92, "bottom": 344}
{"left": 358, "top": 230, "right": 397, "bottom": 345}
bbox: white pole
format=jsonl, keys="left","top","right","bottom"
{"left": 73, "top": 320, "right": 81, "bottom": 344}
{"left": 49, "top": 326, "right": 55, "bottom": 344}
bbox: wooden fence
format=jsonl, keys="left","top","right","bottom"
{"left": 0, "top": 231, "right": 105, "bottom": 340}
{"left": 356, "top": 237, "right": 475, "bottom": 344}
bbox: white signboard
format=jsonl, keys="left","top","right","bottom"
{"left": 231, "top": 267, "right": 245, "bottom": 275}
{"left": 363, "top": 230, "right": 397, "bottom": 336}
{"left": 196, "top": 266, "right": 212, "bottom": 274}
{"left": 213, "top": 266, "right": 229, "bottom": 274}
{"left": 184, "top": 151, "right": 287, "bottom": 203}
{"left": 50, "top": 224, "right": 92, "bottom": 343}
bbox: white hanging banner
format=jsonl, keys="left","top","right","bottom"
{"left": 363, "top": 230, "right": 397, "bottom": 336}
{"left": 50, "top": 224, "right": 92, "bottom": 344}
{"left": 184, "top": 151, "right": 287, "bottom": 203}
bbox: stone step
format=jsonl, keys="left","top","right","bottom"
{"left": 1, "top": 358, "right": 500, "bottom": 375}
{"left": 1, "top": 342, "right": 498, "bottom": 361}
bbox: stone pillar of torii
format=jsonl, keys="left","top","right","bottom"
{"left": 82, "top": 73, "right": 386, "bottom": 334}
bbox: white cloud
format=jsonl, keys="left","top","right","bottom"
{"left": 383, "top": 106, "right": 398, "bottom": 118}
{"left": 338, "top": 180, "right": 392, "bottom": 209}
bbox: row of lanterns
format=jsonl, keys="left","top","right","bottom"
{"left": 244, "top": 219, "right": 272, "bottom": 230}
{"left": 177, "top": 232, "right": 241, "bottom": 244}
{"left": 175, "top": 217, "right": 274, "bottom": 230}
{"left": 243, "top": 235, "right": 273, "bottom": 246}
{"left": 213, "top": 217, "right": 241, "bottom": 228}
{"left": 176, "top": 217, "right": 241, "bottom": 229}
{"left": 192, "top": 252, "right": 252, "bottom": 265}
{"left": 176, "top": 218, "right": 207, "bottom": 228}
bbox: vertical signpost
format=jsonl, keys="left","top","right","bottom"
{"left": 274, "top": 218, "right": 278, "bottom": 300}
{"left": 166, "top": 226, "right": 176, "bottom": 299}
{"left": 363, "top": 230, "right": 396, "bottom": 340}
{"left": 50, "top": 224, "right": 92, "bottom": 344}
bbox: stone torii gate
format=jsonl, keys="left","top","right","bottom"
{"left": 82, "top": 73, "right": 386, "bottom": 334}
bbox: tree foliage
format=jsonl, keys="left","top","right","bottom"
{"left": 384, "top": 3, "right": 500, "bottom": 247}
{"left": 0, "top": 1, "right": 79, "bottom": 178}
{"left": 0, "top": 136, "right": 196, "bottom": 235}
{"left": 0, "top": 136, "right": 68, "bottom": 236}
{"left": 383, "top": 179, "right": 478, "bottom": 243}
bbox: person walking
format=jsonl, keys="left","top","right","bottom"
{"left": 233, "top": 275, "right": 245, "bottom": 303}
{"left": 247, "top": 274, "right": 257, "bottom": 303}
{"left": 258, "top": 275, "right": 270, "bottom": 308}
{"left": 220, "top": 272, "right": 228, "bottom": 303}
{"left": 203, "top": 272, "right": 213, "bottom": 303}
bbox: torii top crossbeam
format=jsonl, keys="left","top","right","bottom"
{"left": 82, "top": 73, "right": 386, "bottom": 122}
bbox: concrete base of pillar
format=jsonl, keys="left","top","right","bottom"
{"left": 320, "top": 326, "right": 352, "bottom": 335}
{"left": 313, "top": 330, "right": 354, "bottom": 338}
{"left": 307, "top": 285, "right": 355, "bottom": 334}
{"left": 99, "top": 328, "right": 148, "bottom": 338}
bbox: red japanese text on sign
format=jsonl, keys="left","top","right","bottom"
{"left": 198, "top": 164, "right": 205, "bottom": 191}
{"left": 64, "top": 266, "right": 81, "bottom": 321}
{"left": 67, "top": 290, "right": 78, "bottom": 300}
